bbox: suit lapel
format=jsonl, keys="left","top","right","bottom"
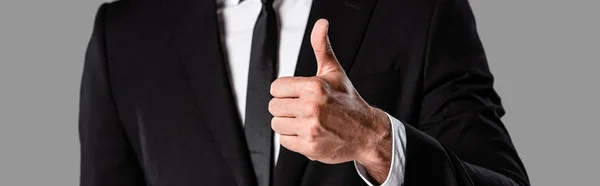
{"left": 274, "top": 0, "right": 379, "bottom": 184}
{"left": 166, "top": 0, "right": 256, "bottom": 185}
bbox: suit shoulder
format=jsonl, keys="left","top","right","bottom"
{"left": 101, "top": 0, "right": 134, "bottom": 23}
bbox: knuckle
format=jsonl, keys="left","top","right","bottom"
{"left": 268, "top": 99, "right": 277, "bottom": 114}
{"left": 308, "top": 104, "right": 319, "bottom": 116}
{"left": 270, "top": 80, "right": 279, "bottom": 95}
{"left": 305, "top": 104, "right": 320, "bottom": 117}
{"left": 318, "top": 92, "right": 330, "bottom": 104}
{"left": 270, "top": 117, "right": 278, "bottom": 129}
{"left": 307, "top": 121, "right": 322, "bottom": 137}
{"left": 307, "top": 78, "right": 326, "bottom": 95}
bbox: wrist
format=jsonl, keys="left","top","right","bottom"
{"left": 355, "top": 107, "right": 393, "bottom": 182}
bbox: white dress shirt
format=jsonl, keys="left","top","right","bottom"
{"left": 216, "top": 0, "right": 406, "bottom": 185}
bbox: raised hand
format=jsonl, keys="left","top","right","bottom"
{"left": 269, "top": 19, "right": 392, "bottom": 176}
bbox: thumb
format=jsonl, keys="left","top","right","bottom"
{"left": 311, "top": 19, "right": 342, "bottom": 76}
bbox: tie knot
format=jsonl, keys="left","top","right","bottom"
{"left": 261, "top": 0, "right": 274, "bottom": 5}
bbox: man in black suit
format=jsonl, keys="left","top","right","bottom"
{"left": 79, "top": 0, "right": 529, "bottom": 185}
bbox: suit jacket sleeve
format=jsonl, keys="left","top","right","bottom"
{"left": 402, "top": 0, "right": 530, "bottom": 185}
{"left": 79, "top": 4, "right": 146, "bottom": 186}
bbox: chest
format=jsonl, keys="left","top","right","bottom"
{"left": 100, "top": 0, "right": 435, "bottom": 183}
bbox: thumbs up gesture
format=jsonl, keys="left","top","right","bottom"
{"left": 270, "top": 19, "right": 392, "bottom": 174}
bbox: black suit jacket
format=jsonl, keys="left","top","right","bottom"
{"left": 79, "top": 0, "right": 529, "bottom": 185}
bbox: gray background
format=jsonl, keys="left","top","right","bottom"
{"left": 0, "top": 0, "right": 597, "bottom": 185}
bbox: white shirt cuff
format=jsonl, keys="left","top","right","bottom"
{"left": 354, "top": 113, "right": 407, "bottom": 186}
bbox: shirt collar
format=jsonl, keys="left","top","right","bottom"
{"left": 217, "top": 0, "right": 250, "bottom": 6}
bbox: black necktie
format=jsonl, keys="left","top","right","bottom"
{"left": 244, "top": 0, "right": 278, "bottom": 185}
